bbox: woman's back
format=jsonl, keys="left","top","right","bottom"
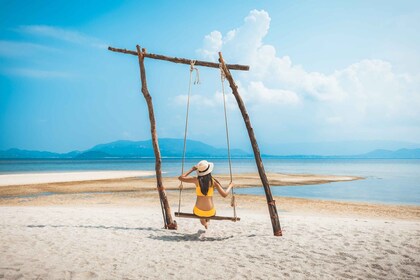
{"left": 195, "top": 178, "right": 214, "bottom": 211}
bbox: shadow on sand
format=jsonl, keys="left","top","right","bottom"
{"left": 149, "top": 229, "right": 234, "bottom": 242}
{"left": 26, "top": 225, "right": 235, "bottom": 241}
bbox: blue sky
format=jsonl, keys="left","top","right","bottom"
{"left": 1, "top": 0, "right": 419, "bottom": 154}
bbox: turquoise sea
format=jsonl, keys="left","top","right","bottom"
{"left": 1, "top": 158, "right": 419, "bottom": 205}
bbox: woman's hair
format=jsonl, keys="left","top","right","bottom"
{"left": 198, "top": 173, "right": 212, "bottom": 196}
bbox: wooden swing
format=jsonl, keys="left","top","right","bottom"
{"left": 108, "top": 45, "right": 281, "bottom": 236}
{"left": 175, "top": 62, "right": 240, "bottom": 222}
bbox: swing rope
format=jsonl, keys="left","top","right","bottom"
{"left": 177, "top": 62, "right": 238, "bottom": 221}
{"left": 220, "top": 64, "right": 237, "bottom": 220}
{"left": 177, "top": 60, "right": 197, "bottom": 214}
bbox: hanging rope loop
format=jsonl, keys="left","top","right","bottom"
{"left": 220, "top": 64, "right": 233, "bottom": 183}
{"left": 177, "top": 61, "right": 196, "bottom": 213}
{"left": 220, "top": 63, "right": 237, "bottom": 220}
{"left": 190, "top": 60, "right": 200, "bottom": 84}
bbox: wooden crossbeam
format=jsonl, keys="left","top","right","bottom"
{"left": 108, "top": 46, "right": 250, "bottom": 71}
{"left": 175, "top": 212, "right": 240, "bottom": 221}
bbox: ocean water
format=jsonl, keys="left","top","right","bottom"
{"left": 1, "top": 158, "right": 419, "bottom": 205}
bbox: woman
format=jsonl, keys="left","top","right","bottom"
{"left": 178, "top": 160, "right": 234, "bottom": 229}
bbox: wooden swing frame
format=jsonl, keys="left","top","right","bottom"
{"left": 108, "top": 45, "right": 282, "bottom": 236}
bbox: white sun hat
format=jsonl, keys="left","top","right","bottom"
{"left": 195, "top": 160, "right": 214, "bottom": 177}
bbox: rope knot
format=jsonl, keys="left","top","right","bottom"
{"left": 230, "top": 195, "right": 236, "bottom": 208}
{"left": 190, "top": 60, "right": 200, "bottom": 84}
{"left": 219, "top": 63, "right": 226, "bottom": 81}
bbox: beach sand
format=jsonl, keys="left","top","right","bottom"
{"left": 0, "top": 172, "right": 419, "bottom": 279}
{"left": 0, "top": 170, "right": 155, "bottom": 186}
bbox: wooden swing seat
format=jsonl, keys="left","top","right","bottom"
{"left": 175, "top": 212, "right": 240, "bottom": 222}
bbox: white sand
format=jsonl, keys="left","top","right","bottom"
{"left": 0, "top": 171, "right": 155, "bottom": 186}
{"left": 1, "top": 206, "right": 418, "bottom": 279}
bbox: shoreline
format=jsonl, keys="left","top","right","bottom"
{"left": 0, "top": 171, "right": 363, "bottom": 205}
{"left": 0, "top": 171, "right": 418, "bottom": 220}
{"left": 0, "top": 170, "right": 361, "bottom": 188}
{"left": 0, "top": 170, "right": 155, "bottom": 186}
{"left": 0, "top": 173, "right": 418, "bottom": 221}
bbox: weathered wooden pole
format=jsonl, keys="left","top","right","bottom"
{"left": 109, "top": 46, "right": 249, "bottom": 71}
{"left": 218, "top": 52, "right": 282, "bottom": 236}
{"left": 136, "top": 45, "right": 177, "bottom": 230}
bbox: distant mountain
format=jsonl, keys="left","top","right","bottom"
{"left": 0, "top": 148, "right": 82, "bottom": 159}
{"left": 356, "top": 148, "right": 420, "bottom": 159}
{"left": 261, "top": 140, "right": 420, "bottom": 156}
{"left": 1, "top": 140, "right": 420, "bottom": 159}
{"left": 0, "top": 148, "right": 61, "bottom": 159}
{"left": 87, "top": 138, "right": 249, "bottom": 158}
{"left": 0, "top": 138, "right": 250, "bottom": 159}
{"left": 75, "top": 151, "right": 113, "bottom": 159}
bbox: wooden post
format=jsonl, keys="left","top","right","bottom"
{"left": 136, "top": 45, "right": 177, "bottom": 230}
{"left": 218, "top": 52, "right": 282, "bottom": 236}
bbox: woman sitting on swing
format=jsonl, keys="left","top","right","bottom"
{"left": 178, "top": 160, "right": 234, "bottom": 229}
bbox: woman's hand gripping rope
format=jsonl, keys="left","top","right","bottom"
{"left": 178, "top": 166, "right": 197, "bottom": 190}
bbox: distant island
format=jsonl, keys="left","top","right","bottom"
{"left": 1, "top": 138, "right": 420, "bottom": 159}
{"left": 0, "top": 139, "right": 250, "bottom": 159}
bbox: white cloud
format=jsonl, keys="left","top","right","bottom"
{"left": 196, "top": 31, "right": 223, "bottom": 61}
{"left": 17, "top": 25, "right": 107, "bottom": 49}
{"left": 194, "top": 9, "right": 420, "bottom": 142}
{"left": 4, "top": 68, "right": 71, "bottom": 79}
{"left": 245, "top": 81, "right": 300, "bottom": 105}
{"left": 0, "top": 40, "right": 59, "bottom": 57}
{"left": 197, "top": 10, "right": 271, "bottom": 63}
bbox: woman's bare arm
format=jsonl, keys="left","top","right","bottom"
{"left": 213, "top": 179, "right": 234, "bottom": 198}
{"left": 178, "top": 166, "right": 198, "bottom": 184}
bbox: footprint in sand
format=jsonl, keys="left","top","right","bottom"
{"left": 370, "top": 263, "right": 385, "bottom": 271}
{"left": 73, "top": 271, "right": 98, "bottom": 278}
